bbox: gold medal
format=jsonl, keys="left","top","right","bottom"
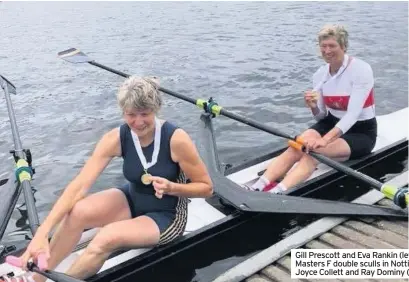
{"left": 141, "top": 171, "right": 152, "bottom": 185}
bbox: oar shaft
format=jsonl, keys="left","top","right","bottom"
{"left": 89, "top": 60, "right": 199, "bottom": 105}
{"left": 4, "top": 86, "right": 23, "bottom": 154}
{"left": 159, "top": 86, "right": 197, "bottom": 105}
{"left": 89, "top": 61, "right": 129, "bottom": 78}
{"left": 3, "top": 82, "right": 40, "bottom": 235}
{"left": 309, "top": 151, "right": 383, "bottom": 190}
{"left": 89, "top": 60, "right": 292, "bottom": 139}
{"left": 219, "top": 108, "right": 294, "bottom": 140}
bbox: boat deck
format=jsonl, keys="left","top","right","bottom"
{"left": 245, "top": 197, "right": 408, "bottom": 282}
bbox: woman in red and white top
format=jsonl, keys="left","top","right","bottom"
{"left": 248, "top": 24, "right": 377, "bottom": 194}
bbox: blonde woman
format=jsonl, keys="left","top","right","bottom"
{"left": 5, "top": 76, "right": 213, "bottom": 282}
{"left": 248, "top": 24, "right": 377, "bottom": 194}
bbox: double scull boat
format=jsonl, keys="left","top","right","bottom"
{"left": 0, "top": 50, "right": 407, "bottom": 282}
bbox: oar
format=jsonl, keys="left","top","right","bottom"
{"left": 56, "top": 48, "right": 409, "bottom": 209}
{"left": 57, "top": 48, "right": 293, "bottom": 141}
{"left": 0, "top": 75, "right": 40, "bottom": 236}
{"left": 6, "top": 254, "right": 85, "bottom": 282}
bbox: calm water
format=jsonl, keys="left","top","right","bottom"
{"left": 0, "top": 2, "right": 407, "bottom": 243}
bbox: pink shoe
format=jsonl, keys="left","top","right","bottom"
{"left": 262, "top": 181, "right": 278, "bottom": 192}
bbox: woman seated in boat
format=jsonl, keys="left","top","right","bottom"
{"left": 248, "top": 24, "right": 377, "bottom": 194}
{"left": 10, "top": 76, "right": 213, "bottom": 281}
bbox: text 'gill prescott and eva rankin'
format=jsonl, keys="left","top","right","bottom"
{"left": 291, "top": 249, "right": 409, "bottom": 279}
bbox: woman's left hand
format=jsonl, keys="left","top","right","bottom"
{"left": 311, "top": 138, "right": 328, "bottom": 150}
{"left": 151, "top": 176, "right": 174, "bottom": 199}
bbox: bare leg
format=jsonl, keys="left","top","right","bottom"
{"left": 262, "top": 129, "right": 322, "bottom": 182}
{"left": 65, "top": 216, "right": 160, "bottom": 280}
{"left": 280, "top": 138, "right": 351, "bottom": 190}
{"left": 280, "top": 154, "right": 319, "bottom": 189}
{"left": 33, "top": 188, "right": 131, "bottom": 282}
{"left": 262, "top": 147, "right": 303, "bottom": 182}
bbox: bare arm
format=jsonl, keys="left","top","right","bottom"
{"left": 167, "top": 129, "right": 213, "bottom": 198}
{"left": 37, "top": 128, "right": 121, "bottom": 236}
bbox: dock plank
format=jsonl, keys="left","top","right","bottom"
{"left": 237, "top": 199, "right": 408, "bottom": 282}
{"left": 305, "top": 240, "right": 334, "bottom": 249}
{"left": 276, "top": 256, "right": 291, "bottom": 270}
{"left": 370, "top": 219, "right": 408, "bottom": 236}
{"left": 330, "top": 225, "right": 398, "bottom": 249}
{"left": 343, "top": 220, "right": 408, "bottom": 248}
{"left": 318, "top": 232, "right": 366, "bottom": 249}
{"left": 260, "top": 265, "right": 295, "bottom": 282}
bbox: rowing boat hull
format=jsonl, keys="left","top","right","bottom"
{"left": 88, "top": 138, "right": 408, "bottom": 282}
{"left": 0, "top": 107, "right": 407, "bottom": 281}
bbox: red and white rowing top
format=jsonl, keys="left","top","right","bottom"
{"left": 312, "top": 54, "right": 375, "bottom": 134}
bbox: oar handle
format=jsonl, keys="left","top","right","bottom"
{"left": 6, "top": 254, "right": 85, "bottom": 282}
{"left": 6, "top": 253, "right": 47, "bottom": 270}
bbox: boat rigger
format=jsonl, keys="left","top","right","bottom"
{"left": 0, "top": 75, "right": 84, "bottom": 282}
{"left": 0, "top": 75, "right": 39, "bottom": 240}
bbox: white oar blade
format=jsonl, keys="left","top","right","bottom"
{"left": 57, "top": 48, "right": 91, "bottom": 64}
{"left": 0, "top": 75, "right": 17, "bottom": 94}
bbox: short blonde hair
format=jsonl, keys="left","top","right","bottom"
{"left": 318, "top": 24, "right": 349, "bottom": 51}
{"left": 117, "top": 76, "right": 162, "bottom": 113}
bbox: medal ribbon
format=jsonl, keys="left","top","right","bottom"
{"left": 131, "top": 117, "right": 162, "bottom": 173}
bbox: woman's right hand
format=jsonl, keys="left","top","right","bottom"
{"left": 304, "top": 90, "right": 319, "bottom": 109}
{"left": 19, "top": 231, "right": 50, "bottom": 270}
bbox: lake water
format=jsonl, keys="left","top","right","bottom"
{"left": 0, "top": 1, "right": 407, "bottom": 244}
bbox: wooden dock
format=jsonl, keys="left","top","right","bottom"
{"left": 213, "top": 171, "right": 408, "bottom": 282}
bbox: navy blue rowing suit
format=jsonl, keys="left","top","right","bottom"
{"left": 117, "top": 121, "right": 188, "bottom": 245}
